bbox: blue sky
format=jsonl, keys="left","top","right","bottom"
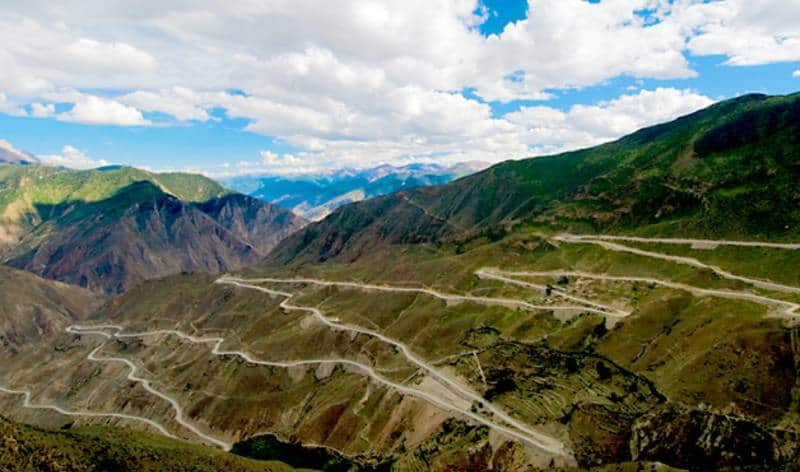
{"left": 0, "top": 0, "right": 798, "bottom": 175}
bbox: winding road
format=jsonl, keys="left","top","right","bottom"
{"left": 6, "top": 232, "right": 799, "bottom": 459}
{"left": 68, "top": 322, "right": 567, "bottom": 456}
{"left": 66, "top": 325, "right": 232, "bottom": 450}
{"left": 558, "top": 234, "right": 800, "bottom": 250}
{"left": 0, "top": 385, "right": 176, "bottom": 439}
{"left": 554, "top": 234, "right": 800, "bottom": 295}
{"left": 230, "top": 275, "right": 599, "bottom": 314}
{"left": 487, "top": 269, "right": 800, "bottom": 319}
{"left": 216, "top": 277, "right": 568, "bottom": 455}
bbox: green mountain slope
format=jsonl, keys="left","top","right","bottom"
{"left": 3, "top": 92, "right": 800, "bottom": 471}
{"left": 0, "top": 417, "right": 294, "bottom": 472}
{"left": 270, "top": 92, "right": 800, "bottom": 264}
{"left": 0, "top": 165, "right": 228, "bottom": 250}
{"left": 0, "top": 165, "right": 306, "bottom": 294}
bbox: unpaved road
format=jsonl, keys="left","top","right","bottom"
{"left": 67, "top": 326, "right": 232, "bottom": 450}
{"left": 11, "top": 232, "right": 795, "bottom": 458}
{"left": 69, "top": 322, "right": 567, "bottom": 456}
{"left": 217, "top": 277, "right": 568, "bottom": 456}
{"left": 558, "top": 234, "right": 800, "bottom": 250}
{"left": 489, "top": 269, "right": 800, "bottom": 319}
{"left": 554, "top": 234, "right": 800, "bottom": 295}
{"left": 476, "top": 268, "right": 630, "bottom": 318}
{"left": 231, "top": 276, "right": 595, "bottom": 314}
{"left": 0, "top": 385, "right": 176, "bottom": 439}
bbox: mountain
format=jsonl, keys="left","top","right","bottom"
{"left": 270, "top": 92, "right": 800, "bottom": 264}
{"left": 0, "top": 417, "right": 294, "bottom": 472}
{"left": 222, "top": 161, "right": 488, "bottom": 221}
{"left": 0, "top": 165, "right": 306, "bottom": 294}
{"left": 3, "top": 92, "right": 800, "bottom": 471}
{"left": 0, "top": 139, "right": 37, "bottom": 164}
{"left": 0, "top": 265, "right": 99, "bottom": 350}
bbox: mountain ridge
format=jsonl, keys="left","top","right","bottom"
{"left": 222, "top": 161, "right": 488, "bottom": 221}
{"left": 0, "top": 165, "right": 306, "bottom": 294}
{"left": 268, "top": 92, "right": 800, "bottom": 265}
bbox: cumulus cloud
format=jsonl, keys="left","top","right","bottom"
{"left": 60, "top": 38, "right": 157, "bottom": 74}
{"left": 0, "top": 138, "right": 37, "bottom": 162}
{"left": 474, "top": 0, "right": 695, "bottom": 101}
{"left": 507, "top": 87, "right": 714, "bottom": 154}
{"left": 120, "top": 87, "right": 210, "bottom": 122}
{"left": 684, "top": 0, "right": 800, "bottom": 66}
{"left": 0, "top": 1, "right": 789, "bottom": 170}
{"left": 36, "top": 145, "right": 110, "bottom": 169}
{"left": 0, "top": 93, "right": 26, "bottom": 116}
{"left": 0, "top": 16, "right": 158, "bottom": 96}
{"left": 794, "top": 70, "right": 800, "bottom": 78}
{"left": 30, "top": 102, "right": 55, "bottom": 117}
{"left": 49, "top": 91, "right": 151, "bottom": 126}
{"left": 260, "top": 150, "right": 297, "bottom": 165}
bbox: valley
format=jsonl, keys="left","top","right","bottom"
{"left": 3, "top": 231, "right": 799, "bottom": 469}
{"left": 2, "top": 2, "right": 799, "bottom": 469}
{"left": 2, "top": 93, "right": 800, "bottom": 470}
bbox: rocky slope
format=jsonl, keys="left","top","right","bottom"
{"left": 3, "top": 92, "right": 800, "bottom": 470}
{"left": 0, "top": 265, "right": 100, "bottom": 351}
{"left": 0, "top": 165, "right": 306, "bottom": 294}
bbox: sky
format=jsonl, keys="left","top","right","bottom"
{"left": 0, "top": 0, "right": 799, "bottom": 176}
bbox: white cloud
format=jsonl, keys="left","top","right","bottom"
{"left": 474, "top": 0, "right": 695, "bottom": 101}
{"left": 60, "top": 38, "right": 157, "bottom": 74}
{"left": 684, "top": 0, "right": 800, "bottom": 66}
{"left": 0, "top": 16, "right": 158, "bottom": 96}
{"left": 50, "top": 92, "right": 151, "bottom": 126}
{"left": 120, "top": 87, "right": 209, "bottom": 122}
{"left": 0, "top": 1, "right": 786, "bottom": 172}
{"left": 36, "top": 145, "right": 110, "bottom": 169}
{"left": 506, "top": 87, "right": 714, "bottom": 154}
{"left": 259, "top": 150, "right": 298, "bottom": 165}
{"left": 30, "top": 102, "right": 55, "bottom": 117}
{"left": 794, "top": 70, "right": 800, "bottom": 78}
{"left": 160, "top": 87, "right": 715, "bottom": 175}
{"left": 0, "top": 138, "right": 37, "bottom": 162}
{"left": 0, "top": 93, "right": 26, "bottom": 116}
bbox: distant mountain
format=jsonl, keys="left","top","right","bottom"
{"left": 221, "top": 161, "right": 488, "bottom": 221}
{"left": 270, "top": 92, "right": 800, "bottom": 264}
{"left": 0, "top": 140, "right": 37, "bottom": 164}
{"left": 0, "top": 165, "right": 306, "bottom": 294}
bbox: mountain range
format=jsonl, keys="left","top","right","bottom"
{"left": 222, "top": 161, "right": 488, "bottom": 221}
{"left": 0, "top": 164, "right": 306, "bottom": 294}
{"left": 271, "top": 92, "right": 800, "bottom": 264}
{"left": 2, "top": 92, "right": 800, "bottom": 471}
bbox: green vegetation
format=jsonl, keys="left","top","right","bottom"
{"left": 0, "top": 165, "right": 304, "bottom": 294}
{"left": 232, "top": 433, "right": 392, "bottom": 471}
{"left": 0, "top": 164, "right": 229, "bottom": 213}
{"left": 0, "top": 416, "right": 294, "bottom": 471}
{"left": 272, "top": 92, "right": 800, "bottom": 264}
{"left": 3, "top": 92, "right": 800, "bottom": 470}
